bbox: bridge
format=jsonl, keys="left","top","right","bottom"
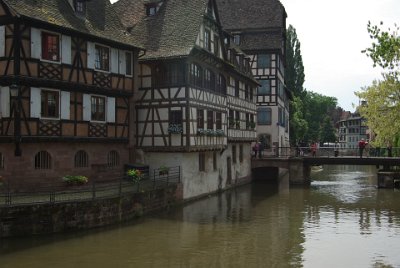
{"left": 251, "top": 147, "right": 400, "bottom": 187}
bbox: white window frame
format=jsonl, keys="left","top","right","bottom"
{"left": 83, "top": 94, "right": 115, "bottom": 123}
{"left": 30, "top": 88, "right": 70, "bottom": 120}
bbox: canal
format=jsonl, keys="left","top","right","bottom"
{"left": 1, "top": 165, "right": 400, "bottom": 267}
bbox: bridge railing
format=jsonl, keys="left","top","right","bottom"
{"left": 261, "top": 146, "right": 400, "bottom": 158}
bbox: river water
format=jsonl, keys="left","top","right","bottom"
{"left": 1, "top": 165, "right": 400, "bottom": 267}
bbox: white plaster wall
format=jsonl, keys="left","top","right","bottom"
{"left": 144, "top": 142, "right": 252, "bottom": 200}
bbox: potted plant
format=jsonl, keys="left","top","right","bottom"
{"left": 159, "top": 165, "right": 170, "bottom": 176}
{"left": 62, "top": 175, "right": 88, "bottom": 185}
{"left": 126, "top": 169, "right": 143, "bottom": 184}
{"left": 168, "top": 123, "right": 183, "bottom": 134}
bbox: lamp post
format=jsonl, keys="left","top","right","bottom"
{"left": 9, "top": 84, "right": 21, "bottom": 156}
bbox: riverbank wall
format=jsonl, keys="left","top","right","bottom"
{"left": 0, "top": 184, "right": 182, "bottom": 238}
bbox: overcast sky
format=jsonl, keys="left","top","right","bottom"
{"left": 279, "top": 0, "right": 399, "bottom": 111}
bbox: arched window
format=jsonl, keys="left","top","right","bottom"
{"left": 74, "top": 150, "right": 89, "bottom": 168}
{"left": 107, "top": 150, "right": 120, "bottom": 167}
{"left": 35, "top": 151, "right": 51, "bottom": 169}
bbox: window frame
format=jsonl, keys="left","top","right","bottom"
{"left": 41, "top": 31, "right": 60, "bottom": 62}
{"left": 207, "top": 110, "right": 214, "bottom": 130}
{"left": 257, "top": 107, "right": 272, "bottom": 125}
{"left": 94, "top": 44, "right": 110, "bottom": 72}
{"left": 258, "top": 79, "right": 271, "bottom": 95}
{"left": 91, "top": 95, "right": 106, "bottom": 122}
{"left": 257, "top": 54, "right": 271, "bottom": 68}
{"left": 41, "top": 89, "right": 60, "bottom": 119}
{"left": 197, "top": 109, "right": 204, "bottom": 129}
{"left": 125, "top": 51, "right": 133, "bottom": 76}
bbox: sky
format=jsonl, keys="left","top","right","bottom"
{"left": 279, "top": 0, "right": 399, "bottom": 111}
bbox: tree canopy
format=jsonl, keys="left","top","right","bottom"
{"left": 356, "top": 21, "right": 400, "bottom": 146}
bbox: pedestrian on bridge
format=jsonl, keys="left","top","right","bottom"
{"left": 358, "top": 138, "right": 367, "bottom": 158}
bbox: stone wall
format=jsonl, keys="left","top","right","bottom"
{"left": 0, "top": 184, "right": 182, "bottom": 238}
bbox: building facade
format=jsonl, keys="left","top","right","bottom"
{"left": 0, "top": 0, "right": 142, "bottom": 187}
{"left": 114, "top": 0, "right": 258, "bottom": 199}
{"left": 337, "top": 113, "right": 368, "bottom": 149}
{"left": 216, "top": 0, "right": 291, "bottom": 154}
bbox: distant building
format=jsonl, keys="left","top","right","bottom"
{"left": 337, "top": 112, "right": 368, "bottom": 149}
{"left": 216, "top": 0, "right": 291, "bottom": 153}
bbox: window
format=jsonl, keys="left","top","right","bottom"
{"left": 216, "top": 112, "right": 222, "bottom": 130}
{"left": 74, "top": 0, "right": 86, "bottom": 14}
{"left": 245, "top": 85, "right": 249, "bottom": 99}
{"left": 239, "top": 145, "right": 243, "bottom": 163}
{"left": 258, "top": 80, "right": 271, "bottom": 95}
{"left": 95, "top": 44, "right": 110, "bottom": 71}
{"left": 235, "top": 80, "right": 239, "bottom": 97}
{"left": 35, "top": 151, "right": 51, "bottom": 169}
{"left": 257, "top": 54, "right": 270, "bottom": 68}
{"left": 204, "top": 69, "right": 215, "bottom": 90}
{"left": 204, "top": 29, "right": 211, "bottom": 51}
{"left": 216, "top": 74, "right": 226, "bottom": 94}
{"left": 125, "top": 51, "right": 132, "bottom": 76}
{"left": 41, "top": 32, "right": 59, "bottom": 61}
{"left": 233, "top": 34, "right": 240, "bottom": 45}
{"left": 249, "top": 86, "right": 253, "bottom": 100}
{"left": 207, "top": 110, "right": 214, "bottom": 129}
{"left": 75, "top": 150, "right": 89, "bottom": 168}
{"left": 199, "top": 152, "right": 205, "bottom": 172}
{"left": 107, "top": 150, "right": 120, "bottom": 167}
{"left": 197, "top": 109, "right": 204, "bottom": 129}
{"left": 232, "top": 145, "right": 236, "bottom": 164}
{"left": 91, "top": 96, "right": 105, "bottom": 121}
{"left": 146, "top": 4, "right": 158, "bottom": 16}
{"left": 235, "top": 111, "right": 240, "bottom": 129}
{"left": 41, "top": 90, "right": 59, "bottom": 118}
{"left": 189, "top": 63, "right": 202, "bottom": 87}
{"left": 213, "top": 34, "right": 219, "bottom": 56}
{"left": 257, "top": 107, "right": 271, "bottom": 125}
{"left": 170, "top": 110, "right": 183, "bottom": 125}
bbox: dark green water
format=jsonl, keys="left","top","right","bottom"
{"left": 1, "top": 165, "right": 400, "bottom": 267}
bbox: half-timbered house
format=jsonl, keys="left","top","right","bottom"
{"left": 114, "top": 0, "right": 258, "bottom": 199}
{"left": 0, "top": 0, "right": 143, "bottom": 187}
{"left": 216, "top": 0, "right": 291, "bottom": 155}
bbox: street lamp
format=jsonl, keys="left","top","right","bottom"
{"left": 9, "top": 84, "right": 21, "bottom": 156}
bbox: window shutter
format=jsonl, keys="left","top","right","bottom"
{"left": 107, "top": 97, "right": 115, "bottom": 123}
{"left": 60, "top": 91, "right": 70, "bottom": 120}
{"left": 31, "top": 27, "right": 41, "bottom": 59}
{"left": 0, "top": 26, "right": 5, "bottom": 57}
{"left": 87, "top": 42, "right": 95, "bottom": 69}
{"left": 0, "top": 86, "right": 10, "bottom": 118}
{"left": 83, "top": 94, "right": 91, "bottom": 121}
{"left": 61, "top": 35, "right": 71, "bottom": 64}
{"left": 30, "top": 87, "right": 41, "bottom": 118}
{"left": 119, "top": 50, "right": 126, "bottom": 75}
{"left": 110, "top": 48, "right": 119, "bottom": 73}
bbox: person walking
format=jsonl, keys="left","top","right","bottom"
{"left": 311, "top": 142, "right": 317, "bottom": 157}
{"left": 358, "top": 138, "right": 367, "bottom": 158}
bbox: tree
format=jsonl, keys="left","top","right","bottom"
{"left": 286, "top": 25, "right": 307, "bottom": 145}
{"left": 356, "top": 22, "right": 400, "bottom": 146}
{"left": 356, "top": 77, "right": 400, "bottom": 145}
{"left": 362, "top": 21, "right": 400, "bottom": 77}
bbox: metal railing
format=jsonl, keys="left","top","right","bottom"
{"left": 0, "top": 166, "right": 181, "bottom": 207}
{"left": 257, "top": 147, "right": 400, "bottom": 158}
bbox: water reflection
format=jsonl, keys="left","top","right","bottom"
{"left": 1, "top": 165, "right": 400, "bottom": 267}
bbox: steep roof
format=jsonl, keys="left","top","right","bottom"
{"left": 2, "top": 0, "right": 143, "bottom": 49}
{"left": 114, "top": 0, "right": 209, "bottom": 60}
{"left": 215, "top": 0, "right": 286, "bottom": 31}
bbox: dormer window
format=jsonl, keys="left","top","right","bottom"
{"left": 74, "top": 0, "right": 86, "bottom": 14}
{"left": 146, "top": 5, "right": 157, "bottom": 16}
{"left": 145, "top": 1, "right": 164, "bottom": 16}
{"left": 233, "top": 34, "right": 241, "bottom": 45}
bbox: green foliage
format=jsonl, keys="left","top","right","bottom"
{"left": 357, "top": 22, "right": 400, "bottom": 146}
{"left": 362, "top": 21, "right": 400, "bottom": 76}
{"left": 126, "top": 169, "right": 143, "bottom": 184}
{"left": 355, "top": 77, "right": 400, "bottom": 145}
{"left": 62, "top": 175, "right": 88, "bottom": 185}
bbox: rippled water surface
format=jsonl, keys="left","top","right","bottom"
{"left": 1, "top": 165, "right": 400, "bottom": 267}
